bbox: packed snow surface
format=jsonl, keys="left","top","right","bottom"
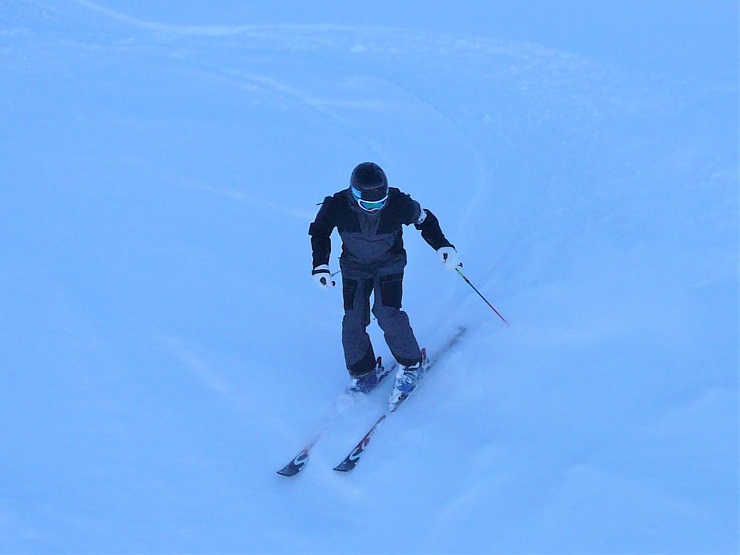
{"left": 0, "top": 1, "right": 737, "bottom": 553}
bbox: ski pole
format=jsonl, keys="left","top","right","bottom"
{"left": 455, "top": 266, "right": 509, "bottom": 326}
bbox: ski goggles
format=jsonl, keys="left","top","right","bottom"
{"left": 351, "top": 186, "right": 388, "bottom": 212}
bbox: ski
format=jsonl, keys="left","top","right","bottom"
{"left": 333, "top": 327, "right": 467, "bottom": 472}
{"left": 276, "top": 438, "right": 319, "bottom": 477}
{"left": 332, "top": 413, "right": 389, "bottom": 473}
{"left": 277, "top": 358, "right": 396, "bottom": 477}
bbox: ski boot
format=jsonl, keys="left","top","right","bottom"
{"left": 346, "top": 357, "right": 392, "bottom": 396}
{"left": 389, "top": 349, "right": 428, "bottom": 407}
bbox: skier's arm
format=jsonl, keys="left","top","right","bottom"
{"left": 308, "top": 197, "right": 335, "bottom": 268}
{"left": 415, "top": 209, "right": 454, "bottom": 251}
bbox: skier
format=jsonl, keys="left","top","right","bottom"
{"left": 309, "top": 162, "right": 459, "bottom": 398}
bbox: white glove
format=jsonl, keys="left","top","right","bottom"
{"left": 312, "top": 264, "right": 336, "bottom": 290}
{"left": 437, "top": 246, "right": 459, "bottom": 270}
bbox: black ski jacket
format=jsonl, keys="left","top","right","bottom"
{"left": 309, "top": 187, "right": 453, "bottom": 273}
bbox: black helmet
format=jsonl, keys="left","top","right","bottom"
{"left": 350, "top": 162, "right": 388, "bottom": 202}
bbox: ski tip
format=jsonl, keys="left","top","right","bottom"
{"left": 277, "top": 449, "right": 311, "bottom": 477}
{"left": 277, "top": 462, "right": 304, "bottom": 477}
{"left": 333, "top": 461, "right": 356, "bottom": 472}
{"left": 334, "top": 448, "right": 364, "bottom": 472}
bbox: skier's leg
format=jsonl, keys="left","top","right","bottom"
{"left": 342, "top": 276, "right": 376, "bottom": 376}
{"left": 372, "top": 273, "right": 422, "bottom": 367}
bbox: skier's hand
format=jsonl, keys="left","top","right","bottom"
{"left": 437, "top": 246, "right": 459, "bottom": 270}
{"left": 312, "top": 264, "right": 336, "bottom": 289}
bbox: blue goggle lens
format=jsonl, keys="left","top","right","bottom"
{"left": 359, "top": 198, "right": 387, "bottom": 211}
{"left": 352, "top": 186, "right": 388, "bottom": 211}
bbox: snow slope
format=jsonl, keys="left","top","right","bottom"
{"left": 0, "top": 1, "right": 737, "bottom": 553}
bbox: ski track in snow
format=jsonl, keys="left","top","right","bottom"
{"left": 67, "top": 0, "right": 490, "bottom": 222}
{"left": 69, "top": 0, "right": 539, "bottom": 238}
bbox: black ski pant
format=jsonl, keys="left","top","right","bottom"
{"left": 341, "top": 269, "right": 422, "bottom": 377}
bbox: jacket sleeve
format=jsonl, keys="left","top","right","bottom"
{"left": 397, "top": 191, "right": 423, "bottom": 225}
{"left": 415, "top": 209, "right": 454, "bottom": 251}
{"left": 308, "top": 197, "right": 335, "bottom": 268}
